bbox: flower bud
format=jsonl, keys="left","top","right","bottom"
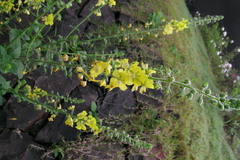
{"left": 76, "top": 67, "right": 84, "bottom": 72}
{"left": 197, "top": 96, "right": 203, "bottom": 105}
{"left": 80, "top": 81, "right": 87, "bottom": 87}
{"left": 202, "top": 82, "right": 209, "bottom": 89}
{"left": 184, "top": 79, "right": 191, "bottom": 85}
{"left": 205, "top": 89, "right": 211, "bottom": 95}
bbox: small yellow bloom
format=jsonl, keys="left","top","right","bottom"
{"left": 108, "top": 0, "right": 116, "bottom": 7}
{"left": 120, "top": 27, "right": 124, "bottom": 31}
{"left": 48, "top": 114, "right": 56, "bottom": 121}
{"left": 134, "top": 28, "right": 139, "bottom": 32}
{"left": 127, "top": 23, "right": 132, "bottom": 28}
{"left": 36, "top": 105, "right": 42, "bottom": 110}
{"left": 96, "top": 0, "right": 106, "bottom": 6}
{"left": 80, "top": 81, "right": 87, "bottom": 87}
{"left": 16, "top": 18, "right": 22, "bottom": 22}
{"left": 123, "top": 37, "right": 128, "bottom": 41}
{"left": 57, "top": 104, "right": 62, "bottom": 110}
{"left": 53, "top": 67, "right": 59, "bottom": 72}
{"left": 42, "top": 14, "right": 54, "bottom": 26}
{"left": 76, "top": 67, "right": 84, "bottom": 72}
{"left": 85, "top": 117, "right": 97, "bottom": 128}
{"left": 76, "top": 122, "right": 87, "bottom": 130}
{"left": 21, "top": 71, "right": 27, "bottom": 75}
{"left": 9, "top": 117, "right": 17, "bottom": 120}
{"left": 77, "top": 111, "right": 88, "bottom": 120}
{"left": 94, "top": 10, "right": 102, "bottom": 16}
{"left": 70, "top": 55, "right": 79, "bottom": 61}
{"left": 68, "top": 105, "right": 75, "bottom": 110}
{"left": 163, "top": 23, "right": 173, "bottom": 35}
{"left": 65, "top": 116, "right": 74, "bottom": 127}
{"left": 61, "top": 54, "right": 69, "bottom": 61}
{"left": 24, "top": 9, "right": 30, "bottom": 15}
{"left": 77, "top": 73, "right": 84, "bottom": 80}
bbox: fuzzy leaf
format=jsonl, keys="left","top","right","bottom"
{"left": 91, "top": 101, "right": 97, "bottom": 113}
{"left": 9, "top": 29, "right": 21, "bottom": 58}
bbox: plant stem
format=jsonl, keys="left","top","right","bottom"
{"left": 65, "top": 4, "right": 106, "bottom": 39}
{"left": 150, "top": 76, "right": 220, "bottom": 102}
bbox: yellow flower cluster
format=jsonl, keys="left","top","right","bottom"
{"left": 24, "top": 0, "right": 45, "bottom": 10}
{"left": 95, "top": 0, "right": 116, "bottom": 7}
{"left": 42, "top": 13, "right": 54, "bottom": 26}
{"left": 24, "top": 85, "right": 47, "bottom": 100}
{"left": 0, "top": 0, "right": 14, "bottom": 13}
{"left": 94, "top": 0, "right": 116, "bottom": 16}
{"left": 65, "top": 110, "right": 101, "bottom": 135}
{"left": 163, "top": 19, "right": 189, "bottom": 35}
{"left": 80, "top": 59, "right": 156, "bottom": 93}
{"left": 0, "top": 0, "right": 44, "bottom": 14}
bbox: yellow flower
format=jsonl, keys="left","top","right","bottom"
{"left": 80, "top": 81, "right": 87, "bottom": 87}
{"left": 106, "top": 77, "right": 127, "bottom": 91}
{"left": 57, "top": 104, "right": 62, "bottom": 110}
{"left": 174, "top": 19, "right": 189, "bottom": 32}
{"left": 129, "top": 62, "right": 147, "bottom": 87}
{"left": 163, "top": 23, "right": 173, "bottom": 35}
{"left": 77, "top": 73, "right": 84, "bottom": 80}
{"left": 85, "top": 117, "right": 97, "bottom": 128}
{"left": 96, "top": 0, "right": 106, "bottom": 6}
{"left": 76, "top": 66, "right": 84, "bottom": 72}
{"left": 94, "top": 10, "right": 102, "bottom": 16}
{"left": 61, "top": 54, "right": 68, "bottom": 61}
{"left": 48, "top": 114, "right": 56, "bottom": 121}
{"left": 65, "top": 116, "right": 74, "bottom": 127}
{"left": 108, "top": 0, "right": 116, "bottom": 7}
{"left": 76, "top": 111, "right": 88, "bottom": 120}
{"left": 92, "top": 126, "right": 102, "bottom": 135}
{"left": 0, "top": 0, "right": 14, "bottom": 13}
{"left": 76, "top": 122, "right": 87, "bottom": 130}
{"left": 68, "top": 105, "right": 75, "bottom": 110}
{"left": 106, "top": 69, "right": 132, "bottom": 91}
{"left": 89, "top": 60, "right": 112, "bottom": 78}
{"left": 42, "top": 14, "right": 54, "bottom": 26}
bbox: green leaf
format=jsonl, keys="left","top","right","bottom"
{"left": 0, "top": 74, "right": 11, "bottom": 95}
{"left": 9, "top": 29, "right": 21, "bottom": 58}
{"left": 91, "top": 101, "right": 97, "bottom": 113}
{"left": 11, "top": 60, "right": 25, "bottom": 79}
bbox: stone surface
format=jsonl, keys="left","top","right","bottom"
{"left": 3, "top": 96, "right": 46, "bottom": 131}
{"left": 135, "top": 89, "right": 164, "bottom": 108}
{"left": 35, "top": 71, "right": 79, "bottom": 96}
{"left": 0, "top": 129, "right": 33, "bottom": 159}
{"left": 35, "top": 85, "right": 99, "bottom": 144}
{"left": 99, "top": 88, "right": 137, "bottom": 118}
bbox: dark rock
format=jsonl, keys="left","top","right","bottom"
{"left": 35, "top": 71, "right": 79, "bottom": 96}
{"left": 3, "top": 96, "right": 46, "bottom": 131}
{"left": 19, "top": 144, "right": 55, "bottom": 160}
{"left": 34, "top": 113, "right": 79, "bottom": 144}
{"left": 35, "top": 85, "right": 98, "bottom": 144}
{"left": 0, "top": 111, "right": 6, "bottom": 129}
{"left": 0, "top": 129, "right": 33, "bottom": 159}
{"left": 98, "top": 88, "right": 137, "bottom": 118}
{"left": 135, "top": 89, "right": 164, "bottom": 108}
